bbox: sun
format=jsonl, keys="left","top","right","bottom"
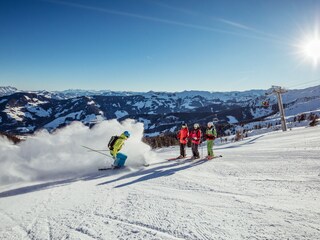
{"left": 302, "top": 37, "right": 320, "bottom": 65}
{"left": 298, "top": 29, "right": 320, "bottom": 66}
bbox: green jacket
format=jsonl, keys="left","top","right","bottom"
{"left": 110, "top": 133, "right": 128, "bottom": 157}
{"left": 205, "top": 127, "right": 217, "bottom": 140}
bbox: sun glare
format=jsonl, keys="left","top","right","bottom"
{"left": 298, "top": 28, "right": 320, "bottom": 67}
{"left": 302, "top": 38, "right": 320, "bottom": 65}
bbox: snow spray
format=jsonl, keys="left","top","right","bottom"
{"left": 0, "top": 119, "right": 157, "bottom": 185}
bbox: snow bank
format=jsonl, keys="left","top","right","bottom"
{"left": 0, "top": 119, "right": 156, "bottom": 186}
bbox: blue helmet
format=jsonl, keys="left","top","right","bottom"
{"left": 123, "top": 131, "right": 130, "bottom": 138}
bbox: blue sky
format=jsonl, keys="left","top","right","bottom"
{"left": 1, "top": 0, "right": 320, "bottom": 92}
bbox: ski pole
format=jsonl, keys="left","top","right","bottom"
{"left": 201, "top": 141, "right": 204, "bottom": 158}
{"left": 82, "top": 145, "right": 115, "bottom": 168}
{"left": 81, "top": 145, "right": 113, "bottom": 158}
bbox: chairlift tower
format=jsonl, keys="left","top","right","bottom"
{"left": 267, "top": 86, "right": 288, "bottom": 131}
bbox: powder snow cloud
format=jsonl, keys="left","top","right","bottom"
{"left": 0, "top": 119, "right": 157, "bottom": 186}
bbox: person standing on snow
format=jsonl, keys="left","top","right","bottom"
{"left": 189, "top": 123, "right": 202, "bottom": 159}
{"left": 108, "top": 131, "right": 130, "bottom": 168}
{"left": 177, "top": 123, "right": 189, "bottom": 159}
{"left": 205, "top": 122, "right": 217, "bottom": 160}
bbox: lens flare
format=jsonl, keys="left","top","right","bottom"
{"left": 297, "top": 26, "right": 320, "bottom": 67}
{"left": 302, "top": 37, "right": 320, "bottom": 65}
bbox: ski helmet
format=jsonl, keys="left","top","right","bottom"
{"left": 194, "top": 123, "right": 200, "bottom": 129}
{"left": 123, "top": 131, "right": 130, "bottom": 138}
{"left": 207, "top": 122, "right": 214, "bottom": 127}
{"left": 182, "top": 123, "right": 187, "bottom": 128}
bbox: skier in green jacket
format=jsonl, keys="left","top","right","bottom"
{"left": 109, "top": 131, "right": 130, "bottom": 168}
{"left": 205, "top": 122, "right": 217, "bottom": 160}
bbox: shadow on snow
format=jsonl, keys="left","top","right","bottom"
{"left": 216, "top": 135, "right": 264, "bottom": 150}
{"left": 0, "top": 159, "right": 207, "bottom": 197}
{"left": 97, "top": 159, "right": 207, "bottom": 188}
{"left": 0, "top": 171, "right": 114, "bottom": 198}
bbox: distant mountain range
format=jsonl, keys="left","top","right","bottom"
{"left": 0, "top": 86, "right": 17, "bottom": 97}
{"left": 0, "top": 85, "right": 319, "bottom": 136}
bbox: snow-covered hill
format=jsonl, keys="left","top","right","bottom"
{"left": 0, "top": 124, "right": 319, "bottom": 239}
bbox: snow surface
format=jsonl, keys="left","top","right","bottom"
{"left": 138, "top": 117, "right": 151, "bottom": 128}
{"left": 15, "top": 126, "right": 35, "bottom": 133}
{"left": 284, "top": 98, "right": 320, "bottom": 116}
{"left": 4, "top": 107, "right": 25, "bottom": 122}
{"left": 282, "top": 85, "right": 320, "bottom": 104}
{"left": 83, "top": 114, "right": 104, "bottom": 124}
{"left": 226, "top": 115, "right": 238, "bottom": 124}
{"left": 115, "top": 110, "right": 129, "bottom": 119}
{"left": 0, "top": 124, "right": 319, "bottom": 239}
{"left": 44, "top": 111, "right": 84, "bottom": 130}
{"left": 26, "top": 105, "right": 52, "bottom": 118}
{"left": 133, "top": 101, "right": 145, "bottom": 109}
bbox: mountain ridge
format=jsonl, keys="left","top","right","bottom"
{"left": 0, "top": 85, "right": 319, "bottom": 135}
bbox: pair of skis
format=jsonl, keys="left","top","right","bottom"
{"left": 98, "top": 166, "right": 122, "bottom": 171}
{"left": 98, "top": 163, "right": 150, "bottom": 171}
{"left": 167, "top": 155, "right": 223, "bottom": 161}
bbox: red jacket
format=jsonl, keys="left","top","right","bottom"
{"left": 190, "top": 129, "right": 202, "bottom": 145}
{"left": 177, "top": 127, "right": 189, "bottom": 144}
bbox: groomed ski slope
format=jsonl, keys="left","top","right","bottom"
{"left": 0, "top": 126, "right": 319, "bottom": 240}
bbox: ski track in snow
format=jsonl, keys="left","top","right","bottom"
{"left": 0, "top": 127, "right": 320, "bottom": 239}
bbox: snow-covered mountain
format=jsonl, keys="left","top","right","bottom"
{"left": 0, "top": 85, "right": 319, "bottom": 135}
{"left": 0, "top": 86, "right": 266, "bottom": 101}
{"left": 0, "top": 86, "right": 18, "bottom": 97}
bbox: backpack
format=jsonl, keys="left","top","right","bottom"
{"left": 108, "top": 135, "right": 119, "bottom": 150}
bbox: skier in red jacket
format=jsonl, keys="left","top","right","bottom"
{"left": 177, "top": 123, "right": 189, "bottom": 159}
{"left": 189, "top": 123, "right": 202, "bottom": 159}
